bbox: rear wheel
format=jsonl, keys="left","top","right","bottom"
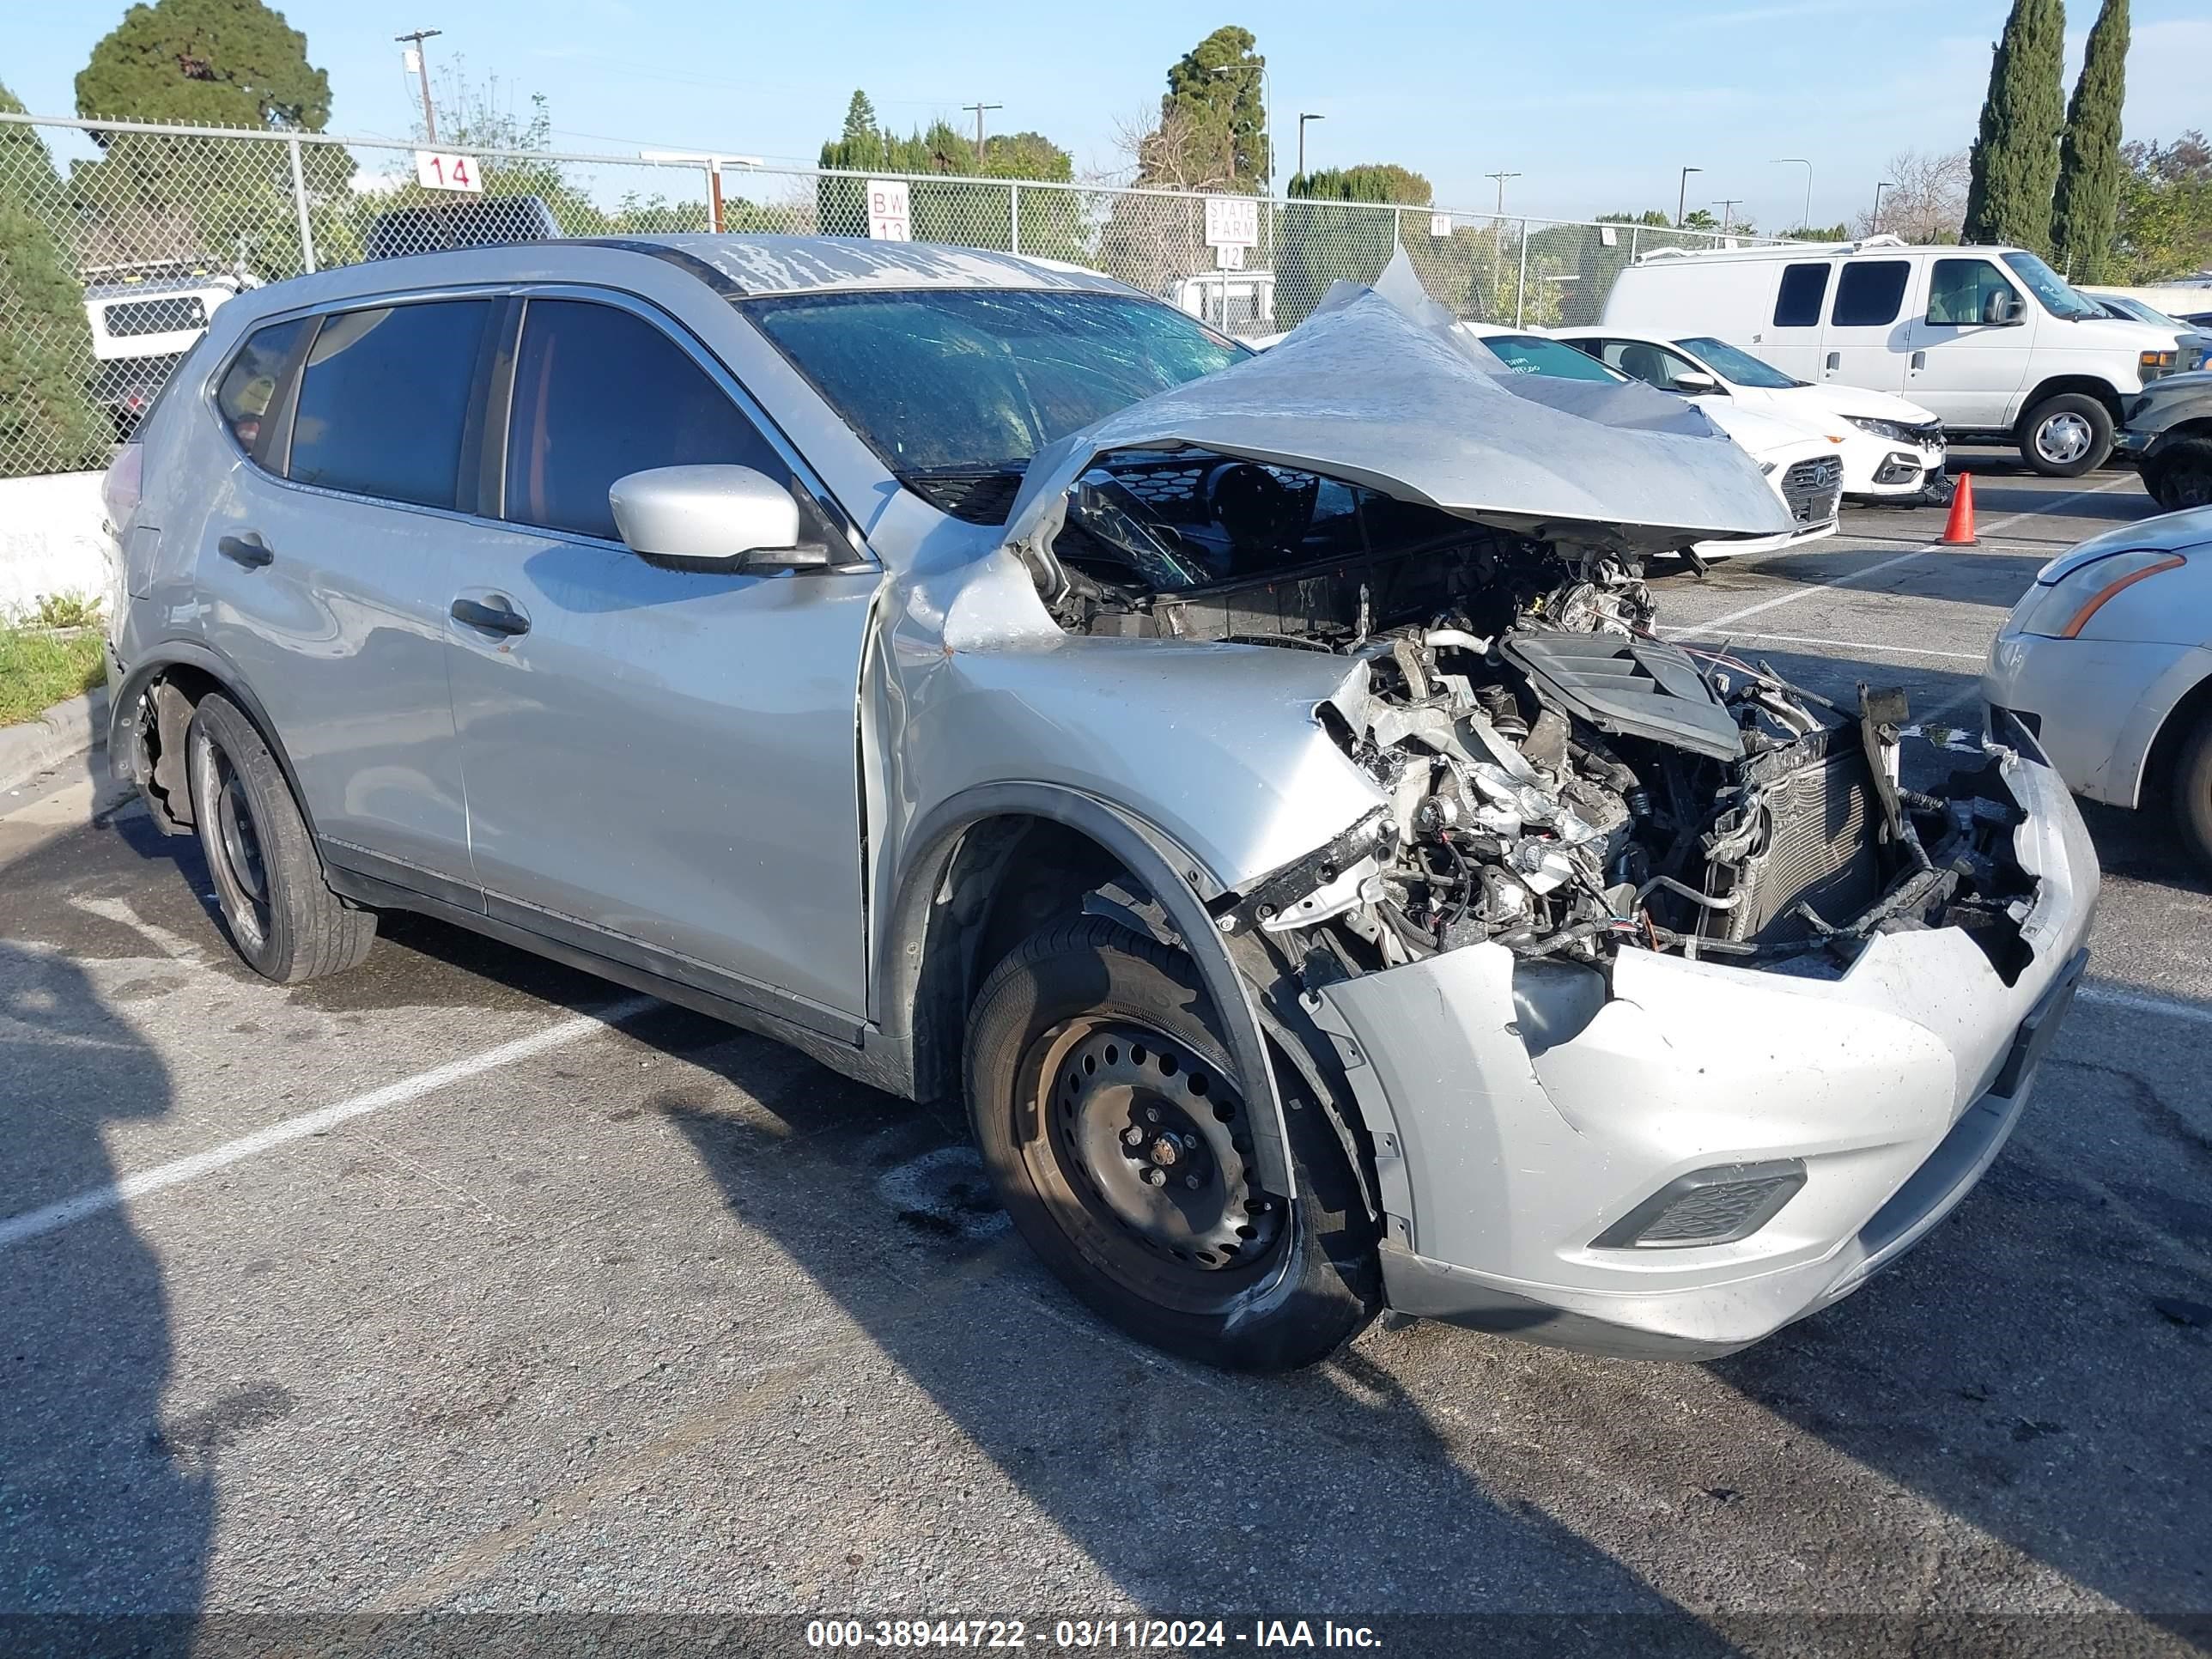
{"left": 2145, "top": 438, "right": 2212, "bottom": 513}
{"left": 2172, "top": 712, "right": 2212, "bottom": 875}
{"left": 965, "top": 918, "right": 1379, "bottom": 1371}
{"left": 2017, "top": 392, "right": 2114, "bottom": 477}
{"left": 185, "top": 694, "right": 376, "bottom": 982}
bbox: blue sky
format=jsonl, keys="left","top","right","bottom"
{"left": 9, "top": 0, "right": 2209, "bottom": 227}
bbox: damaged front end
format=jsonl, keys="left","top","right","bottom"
{"left": 1286, "top": 620, "right": 2043, "bottom": 982}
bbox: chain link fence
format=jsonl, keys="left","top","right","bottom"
{"left": 0, "top": 111, "right": 1765, "bottom": 479}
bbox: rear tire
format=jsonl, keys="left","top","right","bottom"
{"left": 965, "top": 918, "right": 1379, "bottom": 1372}
{"left": 2017, "top": 392, "right": 2113, "bottom": 478}
{"left": 2172, "top": 712, "right": 2212, "bottom": 875}
{"left": 185, "top": 694, "right": 376, "bottom": 982}
{"left": 2145, "top": 438, "right": 2212, "bottom": 513}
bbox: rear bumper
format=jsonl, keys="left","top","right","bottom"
{"left": 1309, "top": 732, "right": 2099, "bottom": 1359}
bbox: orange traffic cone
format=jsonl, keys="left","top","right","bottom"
{"left": 1941, "top": 471, "right": 1978, "bottom": 545}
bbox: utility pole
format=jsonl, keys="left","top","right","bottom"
{"left": 1297, "top": 112, "right": 1324, "bottom": 184}
{"left": 1485, "top": 170, "right": 1522, "bottom": 216}
{"left": 961, "top": 101, "right": 1003, "bottom": 161}
{"left": 1714, "top": 198, "right": 1741, "bottom": 234}
{"left": 1771, "top": 157, "right": 1812, "bottom": 232}
{"left": 395, "top": 28, "right": 441, "bottom": 143}
{"left": 1677, "top": 165, "right": 1701, "bottom": 228}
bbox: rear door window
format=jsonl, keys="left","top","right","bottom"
{"left": 501, "top": 297, "right": 808, "bottom": 543}
{"left": 288, "top": 299, "right": 493, "bottom": 509}
{"left": 1773, "top": 263, "right": 1832, "bottom": 327}
{"left": 216, "top": 317, "right": 310, "bottom": 458}
{"left": 1829, "top": 261, "right": 1910, "bottom": 327}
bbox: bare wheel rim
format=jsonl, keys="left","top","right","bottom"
{"left": 201, "top": 742, "right": 270, "bottom": 952}
{"left": 1018, "top": 1016, "right": 1284, "bottom": 1299}
{"left": 2036, "top": 411, "right": 2093, "bottom": 465}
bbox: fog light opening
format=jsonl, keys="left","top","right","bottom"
{"left": 1592, "top": 1159, "right": 1808, "bottom": 1250}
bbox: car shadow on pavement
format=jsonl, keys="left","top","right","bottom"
{"left": 647, "top": 1034, "right": 1738, "bottom": 1653}
{"left": 0, "top": 941, "right": 210, "bottom": 1650}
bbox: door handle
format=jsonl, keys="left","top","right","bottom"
{"left": 1825, "top": 351, "right": 1841, "bottom": 372}
{"left": 450, "top": 596, "right": 531, "bottom": 637}
{"left": 1911, "top": 350, "right": 1927, "bottom": 370}
{"left": 217, "top": 533, "right": 273, "bottom": 568}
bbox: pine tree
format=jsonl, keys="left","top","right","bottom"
{"left": 0, "top": 85, "right": 113, "bottom": 478}
{"left": 1155, "top": 27, "right": 1267, "bottom": 190}
{"left": 1962, "top": 0, "right": 2067, "bottom": 253}
{"left": 2053, "top": 0, "right": 2129, "bottom": 280}
{"left": 76, "top": 0, "right": 330, "bottom": 130}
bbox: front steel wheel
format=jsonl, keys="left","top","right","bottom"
{"left": 2018, "top": 392, "right": 2113, "bottom": 478}
{"left": 966, "top": 918, "right": 1379, "bottom": 1371}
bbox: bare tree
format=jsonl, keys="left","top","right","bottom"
{"left": 1105, "top": 102, "right": 1240, "bottom": 194}
{"left": 1856, "top": 148, "right": 1972, "bottom": 241}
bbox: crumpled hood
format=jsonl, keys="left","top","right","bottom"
{"left": 1002, "top": 249, "right": 1795, "bottom": 562}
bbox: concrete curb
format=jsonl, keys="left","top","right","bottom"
{"left": 0, "top": 684, "right": 111, "bottom": 796}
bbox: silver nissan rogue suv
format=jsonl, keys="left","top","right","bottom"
{"left": 102, "top": 237, "right": 2096, "bottom": 1371}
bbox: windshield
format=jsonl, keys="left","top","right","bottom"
{"left": 1474, "top": 332, "right": 1625, "bottom": 382}
{"left": 740, "top": 289, "right": 1246, "bottom": 477}
{"left": 2001, "top": 252, "right": 2103, "bottom": 320}
{"left": 1675, "top": 336, "right": 1806, "bottom": 389}
{"left": 2106, "top": 295, "right": 2185, "bottom": 328}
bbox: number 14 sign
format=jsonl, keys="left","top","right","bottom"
{"left": 414, "top": 151, "right": 483, "bottom": 194}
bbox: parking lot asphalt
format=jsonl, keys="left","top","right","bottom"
{"left": 3, "top": 453, "right": 2208, "bottom": 1656}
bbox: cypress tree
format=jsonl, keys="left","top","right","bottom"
{"left": 0, "top": 85, "right": 112, "bottom": 479}
{"left": 2052, "top": 0, "right": 2129, "bottom": 280}
{"left": 1962, "top": 0, "right": 2067, "bottom": 253}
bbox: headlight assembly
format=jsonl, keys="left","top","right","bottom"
{"left": 2014, "top": 549, "right": 2186, "bottom": 639}
{"left": 1844, "top": 414, "right": 1916, "bottom": 443}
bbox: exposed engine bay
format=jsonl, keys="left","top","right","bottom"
{"left": 1039, "top": 446, "right": 2042, "bottom": 977}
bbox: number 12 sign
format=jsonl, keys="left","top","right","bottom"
{"left": 414, "top": 151, "right": 483, "bottom": 194}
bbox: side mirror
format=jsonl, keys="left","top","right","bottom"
{"left": 1984, "top": 290, "right": 2026, "bottom": 326}
{"left": 608, "top": 465, "right": 828, "bottom": 572}
{"left": 1672, "top": 370, "right": 1721, "bottom": 393}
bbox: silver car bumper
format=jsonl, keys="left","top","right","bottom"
{"left": 1310, "top": 736, "right": 2099, "bottom": 1359}
{"left": 1984, "top": 627, "right": 2212, "bottom": 809}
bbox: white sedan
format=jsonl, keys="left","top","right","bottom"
{"left": 1553, "top": 327, "right": 1948, "bottom": 501}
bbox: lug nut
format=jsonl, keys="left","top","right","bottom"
{"left": 1143, "top": 1168, "right": 1166, "bottom": 1188}
{"left": 1182, "top": 1134, "right": 1198, "bottom": 1150}
{"left": 1184, "top": 1175, "right": 1201, "bottom": 1189}
{"left": 1122, "top": 1127, "right": 1145, "bottom": 1147}
{"left": 1145, "top": 1108, "right": 1160, "bottom": 1123}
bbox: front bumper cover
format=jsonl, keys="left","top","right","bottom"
{"left": 1307, "top": 732, "right": 2099, "bottom": 1360}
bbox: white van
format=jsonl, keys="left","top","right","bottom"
{"left": 1602, "top": 234, "right": 2191, "bottom": 476}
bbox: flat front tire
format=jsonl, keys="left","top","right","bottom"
{"left": 965, "top": 918, "right": 1379, "bottom": 1371}
{"left": 2018, "top": 392, "right": 2114, "bottom": 478}
{"left": 185, "top": 693, "right": 376, "bottom": 982}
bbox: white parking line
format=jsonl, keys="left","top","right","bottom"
{"left": 1682, "top": 473, "right": 2142, "bottom": 636}
{"left": 2079, "top": 984, "right": 2212, "bottom": 1027}
{"left": 1677, "top": 629, "right": 1985, "bottom": 661}
{"left": 0, "top": 994, "right": 658, "bottom": 1252}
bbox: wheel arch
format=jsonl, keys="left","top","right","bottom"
{"left": 877, "top": 783, "right": 1297, "bottom": 1195}
{"left": 2014, "top": 375, "right": 2124, "bottom": 428}
{"left": 110, "top": 642, "right": 313, "bottom": 839}
{"left": 2139, "top": 668, "right": 2212, "bottom": 811}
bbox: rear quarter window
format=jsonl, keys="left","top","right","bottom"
{"left": 1773, "top": 262, "right": 1831, "bottom": 328}
{"left": 216, "top": 317, "right": 311, "bottom": 458}
{"left": 287, "top": 300, "right": 493, "bottom": 509}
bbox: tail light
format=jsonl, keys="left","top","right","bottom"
{"left": 101, "top": 441, "right": 143, "bottom": 528}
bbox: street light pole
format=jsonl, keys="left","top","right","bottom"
{"left": 1485, "top": 170, "right": 1522, "bottom": 216}
{"left": 1297, "top": 112, "right": 1324, "bottom": 184}
{"left": 395, "top": 28, "right": 441, "bottom": 143}
{"left": 1771, "top": 156, "right": 1812, "bottom": 231}
{"left": 1714, "top": 198, "right": 1741, "bottom": 235}
{"left": 1872, "top": 179, "right": 1896, "bottom": 233}
{"left": 1677, "top": 166, "right": 1701, "bottom": 228}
